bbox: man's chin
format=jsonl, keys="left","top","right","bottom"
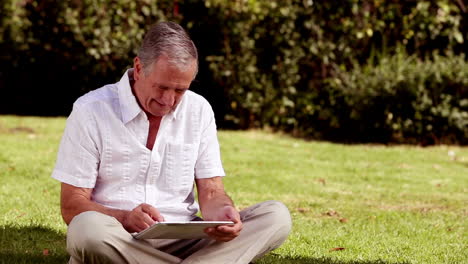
{"left": 149, "top": 109, "right": 171, "bottom": 117}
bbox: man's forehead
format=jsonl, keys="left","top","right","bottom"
{"left": 154, "top": 55, "right": 197, "bottom": 69}
{"left": 152, "top": 81, "right": 191, "bottom": 90}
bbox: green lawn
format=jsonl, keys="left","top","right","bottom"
{"left": 0, "top": 115, "right": 467, "bottom": 264}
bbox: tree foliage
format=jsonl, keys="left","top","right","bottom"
{"left": 0, "top": 0, "right": 466, "bottom": 144}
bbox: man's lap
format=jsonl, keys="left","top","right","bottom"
{"left": 66, "top": 200, "right": 291, "bottom": 263}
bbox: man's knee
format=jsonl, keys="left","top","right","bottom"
{"left": 67, "top": 211, "right": 122, "bottom": 254}
{"left": 244, "top": 200, "right": 292, "bottom": 237}
{"left": 262, "top": 200, "right": 291, "bottom": 234}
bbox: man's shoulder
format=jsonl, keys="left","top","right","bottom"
{"left": 177, "top": 91, "right": 216, "bottom": 123}
{"left": 73, "top": 84, "right": 119, "bottom": 110}
{"left": 184, "top": 91, "right": 211, "bottom": 108}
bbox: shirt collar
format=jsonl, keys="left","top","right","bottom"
{"left": 118, "top": 69, "right": 142, "bottom": 124}
{"left": 118, "top": 68, "right": 183, "bottom": 124}
{"left": 169, "top": 92, "right": 185, "bottom": 121}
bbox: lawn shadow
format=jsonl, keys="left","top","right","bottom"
{"left": 257, "top": 253, "right": 411, "bottom": 264}
{"left": 0, "top": 226, "right": 413, "bottom": 264}
{"left": 0, "top": 225, "right": 68, "bottom": 264}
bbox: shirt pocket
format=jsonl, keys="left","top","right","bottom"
{"left": 161, "top": 143, "right": 197, "bottom": 197}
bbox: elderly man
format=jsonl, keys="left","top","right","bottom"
{"left": 52, "top": 21, "right": 291, "bottom": 264}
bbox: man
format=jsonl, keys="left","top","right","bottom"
{"left": 52, "top": 21, "right": 291, "bottom": 264}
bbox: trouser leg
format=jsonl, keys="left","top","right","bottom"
{"left": 66, "top": 211, "right": 182, "bottom": 264}
{"left": 181, "top": 200, "right": 292, "bottom": 264}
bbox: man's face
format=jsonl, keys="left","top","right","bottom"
{"left": 132, "top": 55, "right": 197, "bottom": 117}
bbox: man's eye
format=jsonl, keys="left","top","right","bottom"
{"left": 176, "top": 89, "right": 186, "bottom": 94}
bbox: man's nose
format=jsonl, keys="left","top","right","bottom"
{"left": 160, "top": 90, "right": 175, "bottom": 106}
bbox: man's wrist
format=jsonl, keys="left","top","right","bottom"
{"left": 106, "top": 208, "right": 129, "bottom": 226}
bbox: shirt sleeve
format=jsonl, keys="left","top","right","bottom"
{"left": 51, "top": 104, "right": 100, "bottom": 188}
{"left": 194, "top": 101, "right": 226, "bottom": 179}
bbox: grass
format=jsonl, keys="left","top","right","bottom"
{"left": 0, "top": 115, "right": 467, "bottom": 264}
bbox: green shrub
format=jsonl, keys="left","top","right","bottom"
{"left": 0, "top": 0, "right": 466, "bottom": 144}
{"left": 323, "top": 52, "right": 468, "bottom": 144}
{"left": 200, "top": 0, "right": 467, "bottom": 144}
{"left": 0, "top": 0, "right": 177, "bottom": 71}
{"left": 0, "top": 0, "right": 178, "bottom": 115}
{"left": 201, "top": 1, "right": 466, "bottom": 138}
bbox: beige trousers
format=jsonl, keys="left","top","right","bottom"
{"left": 66, "top": 200, "right": 291, "bottom": 264}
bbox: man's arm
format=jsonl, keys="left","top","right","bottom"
{"left": 196, "top": 176, "right": 243, "bottom": 242}
{"left": 60, "top": 183, "right": 164, "bottom": 233}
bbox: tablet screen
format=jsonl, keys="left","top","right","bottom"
{"left": 133, "top": 221, "right": 235, "bottom": 239}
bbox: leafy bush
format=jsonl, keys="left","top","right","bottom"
{"left": 0, "top": 0, "right": 177, "bottom": 70}
{"left": 323, "top": 52, "right": 468, "bottom": 144}
{"left": 0, "top": 0, "right": 178, "bottom": 115}
{"left": 201, "top": 0, "right": 467, "bottom": 144}
{"left": 0, "top": 0, "right": 466, "bottom": 144}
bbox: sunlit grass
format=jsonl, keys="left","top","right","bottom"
{"left": 0, "top": 115, "right": 467, "bottom": 263}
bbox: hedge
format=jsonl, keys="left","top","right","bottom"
{"left": 0, "top": 0, "right": 467, "bottom": 144}
{"left": 317, "top": 52, "right": 468, "bottom": 144}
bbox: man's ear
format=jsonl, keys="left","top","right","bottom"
{"left": 133, "top": 57, "right": 143, "bottom": 81}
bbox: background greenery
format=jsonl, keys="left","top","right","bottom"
{"left": 1, "top": 116, "right": 467, "bottom": 263}
{"left": 0, "top": 0, "right": 467, "bottom": 144}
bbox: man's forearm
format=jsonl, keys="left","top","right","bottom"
{"left": 62, "top": 196, "right": 127, "bottom": 225}
{"left": 195, "top": 177, "right": 243, "bottom": 241}
{"left": 60, "top": 183, "right": 128, "bottom": 225}
{"left": 196, "top": 177, "right": 238, "bottom": 220}
{"left": 198, "top": 189, "right": 235, "bottom": 218}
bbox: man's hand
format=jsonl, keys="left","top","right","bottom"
{"left": 196, "top": 177, "right": 242, "bottom": 242}
{"left": 204, "top": 205, "right": 243, "bottom": 242}
{"left": 60, "top": 184, "right": 164, "bottom": 233}
{"left": 122, "top": 203, "right": 165, "bottom": 233}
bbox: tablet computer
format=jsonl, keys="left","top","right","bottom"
{"left": 133, "top": 221, "right": 235, "bottom": 240}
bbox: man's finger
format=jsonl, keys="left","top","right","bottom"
{"left": 223, "top": 206, "right": 241, "bottom": 220}
{"left": 140, "top": 212, "right": 156, "bottom": 226}
{"left": 206, "top": 225, "right": 241, "bottom": 239}
{"left": 204, "top": 227, "right": 224, "bottom": 237}
{"left": 217, "top": 221, "right": 242, "bottom": 233}
{"left": 135, "top": 221, "right": 150, "bottom": 232}
{"left": 210, "top": 231, "right": 238, "bottom": 239}
{"left": 141, "top": 204, "right": 164, "bottom": 222}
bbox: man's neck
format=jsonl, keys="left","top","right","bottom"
{"left": 146, "top": 115, "right": 162, "bottom": 150}
{"left": 147, "top": 114, "right": 162, "bottom": 122}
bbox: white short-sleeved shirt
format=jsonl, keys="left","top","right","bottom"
{"left": 52, "top": 69, "right": 225, "bottom": 221}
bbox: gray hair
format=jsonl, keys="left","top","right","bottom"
{"left": 138, "top": 21, "right": 198, "bottom": 76}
